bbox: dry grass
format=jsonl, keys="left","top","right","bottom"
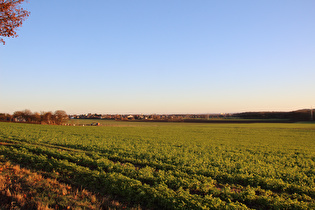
{"left": 0, "top": 157, "right": 142, "bottom": 210}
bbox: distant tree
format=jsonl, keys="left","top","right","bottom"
{"left": 0, "top": 113, "right": 5, "bottom": 121}
{"left": 0, "top": 0, "right": 30, "bottom": 44}
{"left": 21, "top": 109, "right": 32, "bottom": 122}
{"left": 13, "top": 110, "right": 24, "bottom": 121}
{"left": 53, "top": 110, "right": 68, "bottom": 125}
{"left": 0, "top": 113, "right": 11, "bottom": 121}
{"left": 33, "top": 112, "right": 41, "bottom": 123}
{"left": 41, "top": 111, "right": 53, "bottom": 124}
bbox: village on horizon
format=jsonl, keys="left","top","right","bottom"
{"left": 70, "top": 108, "right": 314, "bottom": 122}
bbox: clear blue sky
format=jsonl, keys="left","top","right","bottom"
{"left": 1, "top": 0, "right": 315, "bottom": 114}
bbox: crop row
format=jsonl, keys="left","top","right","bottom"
{"left": 21, "top": 137, "right": 314, "bottom": 191}
{"left": 1, "top": 122, "right": 315, "bottom": 209}
{"left": 0, "top": 145, "right": 244, "bottom": 209}
{"left": 2, "top": 122, "right": 315, "bottom": 190}
{"left": 1, "top": 144, "right": 314, "bottom": 209}
{"left": 8, "top": 140, "right": 315, "bottom": 199}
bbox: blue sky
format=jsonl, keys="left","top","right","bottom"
{"left": 1, "top": 0, "right": 315, "bottom": 114}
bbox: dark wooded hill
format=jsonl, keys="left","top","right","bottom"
{"left": 232, "top": 109, "right": 314, "bottom": 121}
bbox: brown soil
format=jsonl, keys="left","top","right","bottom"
{"left": 0, "top": 157, "right": 141, "bottom": 210}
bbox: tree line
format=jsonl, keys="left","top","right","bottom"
{"left": 0, "top": 110, "right": 69, "bottom": 125}
{"left": 233, "top": 109, "right": 314, "bottom": 121}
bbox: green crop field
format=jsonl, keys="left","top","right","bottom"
{"left": 1, "top": 121, "right": 315, "bottom": 209}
